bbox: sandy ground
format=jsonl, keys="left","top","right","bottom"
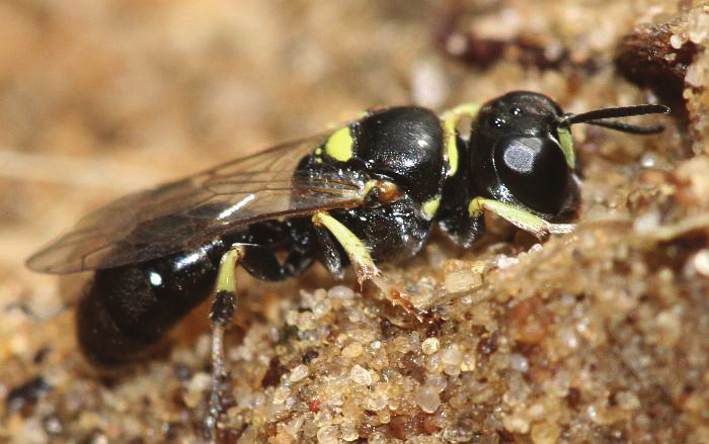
{"left": 1, "top": 1, "right": 708, "bottom": 443}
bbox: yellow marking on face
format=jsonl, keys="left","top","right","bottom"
{"left": 325, "top": 126, "right": 355, "bottom": 162}
{"left": 422, "top": 195, "right": 441, "bottom": 219}
{"left": 557, "top": 127, "right": 575, "bottom": 168}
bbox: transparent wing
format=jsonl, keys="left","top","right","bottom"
{"left": 27, "top": 132, "right": 368, "bottom": 274}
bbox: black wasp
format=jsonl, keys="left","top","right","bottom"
{"left": 27, "top": 91, "right": 669, "bottom": 429}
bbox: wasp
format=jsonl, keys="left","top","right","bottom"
{"left": 26, "top": 91, "right": 669, "bottom": 430}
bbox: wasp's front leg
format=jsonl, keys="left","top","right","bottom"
{"left": 468, "top": 197, "right": 576, "bottom": 238}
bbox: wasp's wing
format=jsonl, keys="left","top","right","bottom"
{"left": 27, "top": 133, "right": 368, "bottom": 274}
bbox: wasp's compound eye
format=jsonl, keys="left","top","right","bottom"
{"left": 494, "top": 135, "right": 570, "bottom": 214}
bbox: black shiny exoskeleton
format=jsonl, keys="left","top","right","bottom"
{"left": 27, "top": 91, "right": 668, "bottom": 426}
{"left": 74, "top": 106, "right": 449, "bottom": 366}
{"left": 472, "top": 94, "right": 576, "bottom": 213}
{"left": 438, "top": 92, "right": 582, "bottom": 248}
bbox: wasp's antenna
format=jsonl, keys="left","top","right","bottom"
{"left": 558, "top": 103, "right": 670, "bottom": 135}
{"left": 583, "top": 118, "right": 666, "bottom": 135}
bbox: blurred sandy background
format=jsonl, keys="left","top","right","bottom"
{"left": 1, "top": 1, "right": 708, "bottom": 443}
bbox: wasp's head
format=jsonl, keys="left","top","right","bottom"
{"left": 468, "top": 91, "right": 669, "bottom": 216}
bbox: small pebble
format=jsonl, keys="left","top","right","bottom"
{"left": 350, "top": 364, "right": 373, "bottom": 386}
{"left": 421, "top": 337, "right": 440, "bottom": 355}
{"left": 316, "top": 425, "right": 340, "bottom": 444}
{"left": 690, "top": 249, "right": 709, "bottom": 276}
{"left": 290, "top": 365, "right": 309, "bottom": 383}
{"left": 441, "top": 344, "right": 462, "bottom": 375}
{"left": 444, "top": 269, "right": 482, "bottom": 292}
{"left": 328, "top": 285, "right": 355, "bottom": 300}
{"left": 443, "top": 427, "right": 475, "bottom": 443}
{"left": 669, "top": 33, "right": 684, "bottom": 49}
{"left": 416, "top": 385, "right": 441, "bottom": 413}
{"left": 342, "top": 342, "right": 364, "bottom": 358}
{"left": 531, "top": 421, "right": 561, "bottom": 444}
{"left": 509, "top": 353, "right": 529, "bottom": 372}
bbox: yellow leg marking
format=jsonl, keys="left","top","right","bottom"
{"left": 469, "top": 197, "right": 576, "bottom": 237}
{"left": 215, "top": 247, "right": 242, "bottom": 296}
{"left": 312, "top": 212, "right": 378, "bottom": 283}
{"left": 207, "top": 247, "right": 243, "bottom": 436}
{"left": 441, "top": 103, "right": 481, "bottom": 177}
{"left": 312, "top": 212, "right": 423, "bottom": 320}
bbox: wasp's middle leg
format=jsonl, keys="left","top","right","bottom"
{"left": 311, "top": 211, "right": 422, "bottom": 319}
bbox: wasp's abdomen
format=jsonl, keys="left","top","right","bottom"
{"left": 76, "top": 220, "right": 315, "bottom": 367}
{"left": 77, "top": 244, "right": 225, "bottom": 367}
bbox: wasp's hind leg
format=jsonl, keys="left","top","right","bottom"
{"left": 204, "top": 247, "right": 241, "bottom": 435}
{"left": 312, "top": 212, "right": 423, "bottom": 320}
{"left": 468, "top": 197, "right": 575, "bottom": 238}
{"left": 205, "top": 245, "right": 289, "bottom": 435}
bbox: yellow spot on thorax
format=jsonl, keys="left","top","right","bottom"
{"left": 422, "top": 196, "right": 441, "bottom": 219}
{"left": 445, "top": 129, "right": 459, "bottom": 177}
{"left": 325, "top": 127, "right": 354, "bottom": 162}
{"left": 441, "top": 103, "right": 480, "bottom": 177}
